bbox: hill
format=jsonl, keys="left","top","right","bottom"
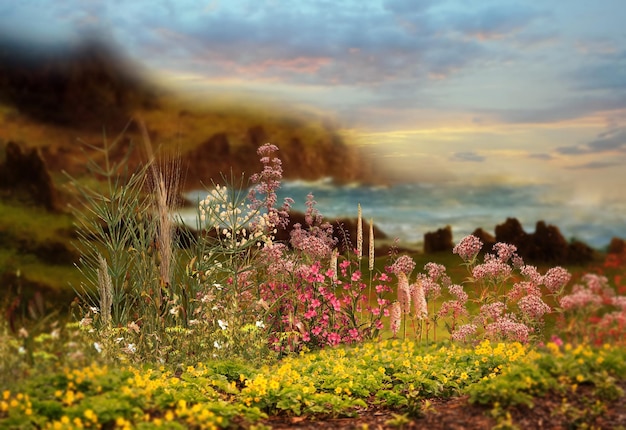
{"left": 0, "top": 37, "right": 382, "bottom": 192}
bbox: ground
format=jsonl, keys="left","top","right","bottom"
{"left": 260, "top": 382, "right": 626, "bottom": 429}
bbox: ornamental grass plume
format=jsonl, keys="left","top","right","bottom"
{"left": 368, "top": 218, "right": 374, "bottom": 272}
{"left": 356, "top": 203, "right": 363, "bottom": 262}
{"left": 97, "top": 254, "right": 113, "bottom": 328}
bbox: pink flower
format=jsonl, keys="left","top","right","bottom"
{"left": 390, "top": 302, "right": 402, "bottom": 336}
{"left": 397, "top": 272, "right": 411, "bottom": 313}
{"left": 451, "top": 324, "right": 477, "bottom": 343}
{"left": 543, "top": 267, "right": 571, "bottom": 293}
{"left": 492, "top": 242, "right": 517, "bottom": 262}
{"left": 390, "top": 255, "right": 416, "bottom": 276}
{"left": 453, "top": 235, "right": 483, "bottom": 262}
{"left": 410, "top": 281, "right": 428, "bottom": 319}
{"left": 518, "top": 295, "right": 551, "bottom": 320}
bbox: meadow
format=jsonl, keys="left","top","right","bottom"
{"left": 1, "top": 138, "right": 625, "bottom": 429}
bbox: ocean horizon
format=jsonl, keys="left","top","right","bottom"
{"left": 181, "top": 178, "right": 626, "bottom": 251}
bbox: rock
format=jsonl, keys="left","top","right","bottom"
{"left": 528, "top": 221, "right": 569, "bottom": 263}
{"left": 567, "top": 240, "right": 595, "bottom": 265}
{"left": 495, "top": 218, "right": 530, "bottom": 253}
{"left": 424, "top": 226, "right": 454, "bottom": 254}
{"left": 608, "top": 237, "right": 626, "bottom": 254}
{"left": 493, "top": 218, "right": 594, "bottom": 264}
{"left": 0, "top": 141, "right": 58, "bottom": 210}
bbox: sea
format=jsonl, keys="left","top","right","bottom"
{"left": 181, "top": 178, "right": 626, "bottom": 250}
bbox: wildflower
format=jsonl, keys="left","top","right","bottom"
{"left": 124, "top": 343, "right": 137, "bottom": 354}
{"left": 390, "top": 255, "right": 416, "bottom": 276}
{"left": 213, "top": 341, "right": 222, "bottom": 349}
{"left": 480, "top": 302, "right": 506, "bottom": 321}
{"left": 256, "top": 320, "right": 265, "bottom": 329}
{"left": 492, "top": 242, "right": 517, "bottom": 262}
{"left": 93, "top": 342, "right": 102, "bottom": 353}
{"left": 453, "top": 235, "right": 483, "bottom": 262}
{"left": 472, "top": 257, "right": 512, "bottom": 282}
{"left": 127, "top": 321, "right": 140, "bottom": 334}
{"left": 451, "top": 324, "right": 477, "bottom": 343}
{"left": 520, "top": 265, "right": 543, "bottom": 286}
{"left": 411, "top": 281, "right": 428, "bottom": 319}
{"left": 485, "top": 316, "right": 530, "bottom": 343}
{"left": 397, "top": 272, "right": 411, "bottom": 313}
{"left": 390, "top": 302, "right": 402, "bottom": 336}
{"left": 356, "top": 204, "right": 363, "bottom": 260}
{"left": 218, "top": 319, "right": 228, "bottom": 330}
{"left": 369, "top": 219, "right": 375, "bottom": 271}
{"left": 424, "top": 262, "right": 450, "bottom": 286}
{"left": 543, "top": 266, "right": 571, "bottom": 293}
{"left": 518, "top": 294, "right": 551, "bottom": 320}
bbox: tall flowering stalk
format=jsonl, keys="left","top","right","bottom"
{"left": 356, "top": 204, "right": 363, "bottom": 265}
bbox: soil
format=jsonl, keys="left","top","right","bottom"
{"left": 259, "top": 382, "right": 626, "bottom": 429}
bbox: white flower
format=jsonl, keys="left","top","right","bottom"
{"left": 89, "top": 306, "right": 100, "bottom": 314}
{"left": 213, "top": 340, "right": 222, "bottom": 349}
{"left": 125, "top": 343, "right": 137, "bottom": 354}
{"left": 218, "top": 319, "right": 228, "bottom": 330}
{"left": 18, "top": 346, "right": 26, "bottom": 355}
{"left": 79, "top": 317, "right": 93, "bottom": 327}
{"left": 170, "top": 307, "right": 180, "bottom": 316}
{"left": 115, "top": 337, "right": 124, "bottom": 344}
{"left": 255, "top": 320, "right": 265, "bottom": 329}
{"left": 93, "top": 342, "right": 102, "bottom": 353}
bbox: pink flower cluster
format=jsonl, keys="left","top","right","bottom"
{"left": 453, "top": 235, "right": 483, "bottom": 262}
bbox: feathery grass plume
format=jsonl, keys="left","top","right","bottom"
{"left": 138, "top": 119, "right": 181, "bottom": 287}
{"left": 97, "top": 254, "right": 113, "bottom": 328}
{"left": 356, "top": 204, "right": 363, "bottom": 261}
{"left": 368, "top": 218, "right": 374, "bottom": 272}
{"left": 330, "top": 248, "right": 339, "bottom": 282}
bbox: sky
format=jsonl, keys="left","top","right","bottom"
{"left": 1, "top": 0, "right": 625, "bottom": 203}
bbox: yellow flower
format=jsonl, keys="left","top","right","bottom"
{"left": 84, "top": 409, "right": 98, "bottom": 423}
{"left": 165, "top": 410, "right": 174, "bottom": 421}
{"left": 2, "top": 391, "right": 9, "bottom": 401}
{"left": 335, "top": 387, "right": 342, "bottom": 395}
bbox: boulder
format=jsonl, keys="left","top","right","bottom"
{"left": 424, "top": 225, "right": 454, "bottom": 254}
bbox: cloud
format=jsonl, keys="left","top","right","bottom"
{"left": 451, "top": 151, "right": 486, "bottom": 162}
{"left": 528, "top": 153, "right": 553, "bottom": 160}
{"left": 565, "top": 160, "right": 624, "bottom": 170}
{"left": 557, "top": 127, "right": 626, "bottom": 155}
